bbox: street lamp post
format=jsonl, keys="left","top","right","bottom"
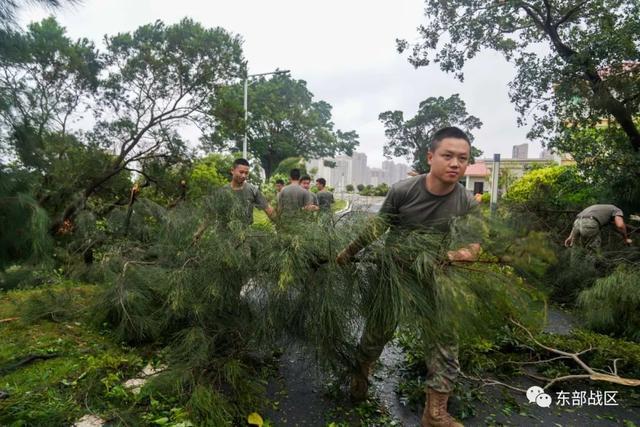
{"left": 490, "top": 153, "right": 500, "bottom": 215}
{"left": 242, "top": 67, "right": 290, "bottom": 159}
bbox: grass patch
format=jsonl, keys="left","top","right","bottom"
{"left": 0, "top": 284, "right": 145, "bottom": 426}
{"left": 251, "top": 198, "right": 347, "bottom": 229}
{"left": 332, "top": 199, "right": 347, "bottom": 212}
{"left": 253, "top": 208, "right": 273, "bottom": 232}
{"left": 1, "top": 280, "right": 281, "bottom": 426}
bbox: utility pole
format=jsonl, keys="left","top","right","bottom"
{"left": 242, "top": 66, "right": 290, "bottom": 159}
{"left": 490, "top": 153, "right": 500, "bottom": 214}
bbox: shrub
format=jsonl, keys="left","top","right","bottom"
{"left": 542, "top": 247, "right": 600, "bottom": 303}
{"left": 502, "top": 165, "right": 601, "bottom": 251}
{"left": 373, "top": 183, "right": 389, "bottom": 196}
{"left": 504, "top": 165, "right": 596, "bottom": 211}
{"left": 578, "top": 264, "right": 640, "bottom": 342}
{"left": 188, "top": 153, "right": 233, "bottom": 197}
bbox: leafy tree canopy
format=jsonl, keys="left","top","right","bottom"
{"left": 379, "top": 94, "right": 482, "bottom": 173}
{"left": 1, "top": 17, "right": 246, "bottom": 236}
{"left": 205, "top": 74, "right": 359, "bottom": 178}
{"left": 398, "top": 0, "right": 640, "bottom": 154}
{"left": 0, "top": 0, "right": 78, "bottom": 31}
{"left": 0, "top": 164, "right": 52, "bottom": 269}
{"left": 0, "top": 17, "right": 100, "bottom": 139}
{"left": 504, "top": 164, "right": 597, "bottom": 210}
{"left": 62, "top": 18, "right": 242, "bottom": 228}
{"left": 551, "top": 126, "right": 640, "bottom": 211}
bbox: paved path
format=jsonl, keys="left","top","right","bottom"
{"left": 262, "top": 198, "right": 640, "bottom": 426}
{"left": 345, "top": 194, "right": 385, "bottom": 214}
{"left": 263, "top": 310, "right": 640, "bottom": 426}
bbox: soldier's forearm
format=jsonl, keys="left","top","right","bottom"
{"left": 264, "top": 206, "right": 275, "bottom": 220}
{"left": 447, "top": 243, "right": 481, "bottom": 262}
{"left": 617, "top": 224, "right": 629, "bottom": 241}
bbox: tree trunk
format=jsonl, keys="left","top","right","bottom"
{"left": 49, "top": 164, "right": 125, "bottom": 234}
{"left": 584, "top": 73, "right": 640, "bottom": 151}
{"left": 542, "top": 20, "right": 640, "bottom": 151}
{"left": 264, "top": 152, "right": 274, "bottom": 180}
{"left": 123, "top": 184, "right": 140, "bottom": 235}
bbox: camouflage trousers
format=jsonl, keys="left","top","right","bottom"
{"left": 570, "top": 217, "right": 601, "bottom": 250}
{"left": 356, "top": 304, "right": 460, "bottom": 394}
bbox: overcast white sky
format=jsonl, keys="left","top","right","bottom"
{"left": 19, "top": 0, "right": 542, "bottom": 168}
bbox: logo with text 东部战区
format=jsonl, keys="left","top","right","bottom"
{"left": 527, "top": 386, "right": 552, "bottom": 408}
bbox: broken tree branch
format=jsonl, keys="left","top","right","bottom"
{"left": 510, "top": 318, "right": 640, "bottom": 389}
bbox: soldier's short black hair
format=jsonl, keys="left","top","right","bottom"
{"left": 300, "top": 175, "right": 311, "bottom": 182}
{"left": 316, "top": 178, "right": 326, "bottom": 186}
{"left": 429, "top": 127, "right": 471, "bottom": 152}
{"left": 290, "top": 169, "right": 301, "bottom": 180}
{"left": 275, "top": 179, "right": 285, "bottom": 185}
{"left": 233, "top": 158, "right": 250, "bottom": 168}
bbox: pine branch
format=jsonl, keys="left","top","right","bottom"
{"left": 507, "top": 355, "right": 573, "bottom": 365}
{"left": 190, "top": 221, "right": 210, "bottom": 247}
{"left": 510, "top": 318, "right": 640, "bottom": 389}
{"left": 0, "top": 353, "right": 60, "bottom": 375}
{"left": 460, "top": 371, "right": 527, "bottom": 393}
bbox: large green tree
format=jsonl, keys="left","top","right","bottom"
{"left": 0, "top": 17, "right": 99, "bottom": 140}
{"left": 205, "top": 74, "right": 359, "bottom": 178}
{"left": 0, "top": 18, "right": 114, "bottom": 241}
{"left": 550, "top": 125, "right": 640, "bottom": 210}
{"left": 53, "top": 18, "right": 245, "bottom": 229}
{"left": 397, "top": 1, "right": 640, "bottom": 153}
{"left": 0, "top": 0, "right": 78, "bottom": 30}
{"left": 1, "top": 17, "right": 245, "bottom": 234}
{"left": 379, "top": 94, "right": 482, "bottom": 173}
{"left": 0, "top": 164, "right": 52, "bottom": 269}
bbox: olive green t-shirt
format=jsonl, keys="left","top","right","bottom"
{"left": 577, "top": 204, "right": 623, "bottom": 227}
{"left": 225, "top": 182, "right": 268, "bottom": 225}
{"left": 316, "top": 191, "right": 334, "bottom": 211}
{"left": 277, "top": 183, "right": 314, "bottom": 215}
{"left": 379, "top": 174, "right": 477, "bottom": 233}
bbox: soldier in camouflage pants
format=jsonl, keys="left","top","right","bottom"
{"left": 355, "top": 268, "right": 460, "bottom": 395}
{"left": 564, "top": 204, "right": 632, "bottom": 250}
{"left": 338, "top": 127, "right": 479, "bottom": 426}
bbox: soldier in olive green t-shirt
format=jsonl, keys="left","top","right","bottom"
{"left": 225, "top": 181, "right": 270, "bottom": 225}
{"left": 564, "top": 204, "right": 632, "bottom": 249}
{"left": 336, "top": 127, "right": 479, "bottom": 427}
{"left": 277, "top": 169, "right": 318, "bottom": 217}
{"left": 299, "top": 175, "right": 319, "bottom": 208}
{"left": 225, "top": 158, "right": 273, "bottom": 225}
{"left": 378, "top": 173, "right": 476, "bottom": 232}
{"left": 315, "top": 178, "right": 334, "bottom": 212}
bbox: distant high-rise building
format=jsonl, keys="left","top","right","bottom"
{"left": 381, "top": 160, "right": 394, "bottom": 184}
{"left": 396, "top": 163, "right": 409, "bottom": 182}
{"left": 369, "top": 168, "right": 385, "bottom": 186}
{"left": 540, "top": 148, "right": 554, "bottom": 160}
{"left": 306, "top": 152, "right": 409, "bottom": 188}
{"left": 512, "top": 143, "right": 528, "bottom": 159}
{"left": 382, "top": 159, "right": 410, "bottom": 185}
{"left": 331, "top": 155, "right": 352, "bottom": 191}
{"left": 352, "top": 152, "right": 369, "bottom": 186}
